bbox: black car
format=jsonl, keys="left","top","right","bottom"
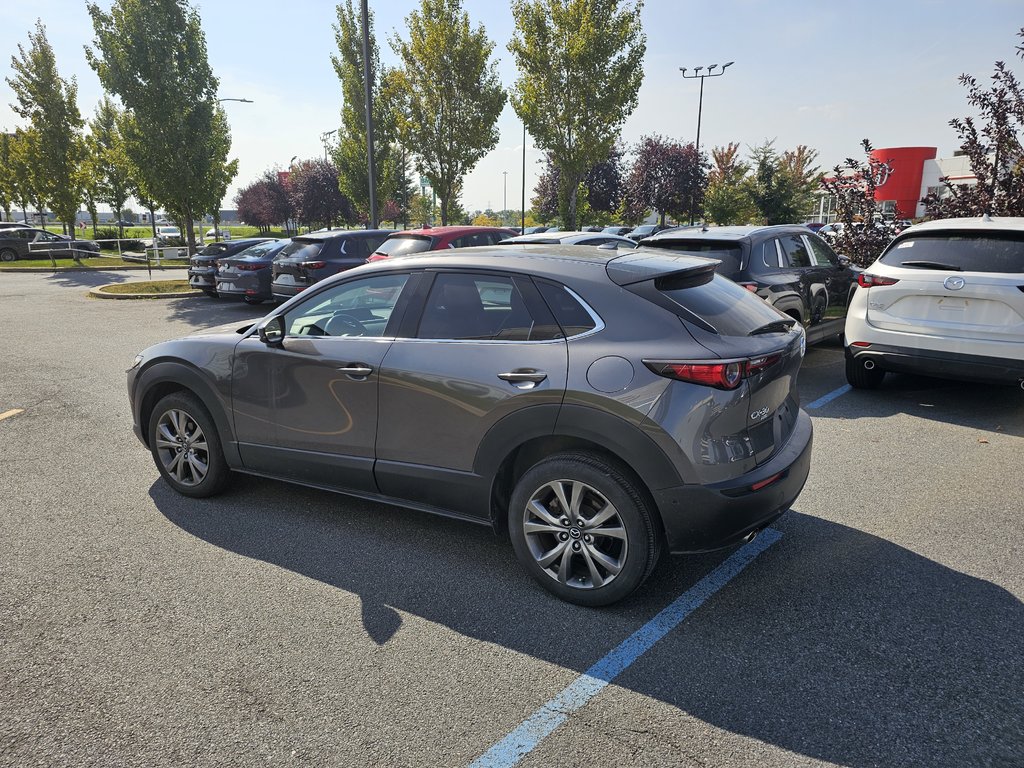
{"left": 187, "top": 238, "right": 272, "bottom": 297}
{"left": 0, "top": 228, "right": 101, "bottom": 261}
{"left": 625, "top": 223, "right": 674, "bottom": 241}
{"left": 214, "top": 239, "right": 289, "bottom": 304}
{"left": 271, "top": 229, "right": 392, "bottom": 301}
{"left": 640, "top": 225, "right": 858, "bottom": 345}
{"left": 128, "top": 244, "right": 812, "bottom": 606}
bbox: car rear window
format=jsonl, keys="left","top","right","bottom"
{"left": 659, "top": 272, "right": 791, "bottom": 337}
{"left": 199, "top": 243, "right": 230, "bottom": 256}
{"left": 278, "top": 240, "right": 324, "bottom": 260}
{"left": 879, "top": 231, "right": 1024, "bottom": 273}
{"left": 642, "top": 239, "right": 744, "bottom": 275}
{"left": 374, "top": 234, "right": 434, "bottom": 257}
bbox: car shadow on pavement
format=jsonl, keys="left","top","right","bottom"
{"left": 44, "top": 270, "right": 134, "bottom": 287}
{"left": 152, "top": 481, "right": 1023, "bottom": 767}
{"left": 163, "top": 295, "right": 269, "bottom": 329}
{"left": 815, "top": 374, "right": 1024, "bottom": 437}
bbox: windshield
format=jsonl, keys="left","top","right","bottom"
{"left": 277, "top": 240, "right": 325, "bottom": 260}
{"left": 640, "top": 239, "right": 744, "bottom": 275}
{"left": 374, "top": 235, "right": 434, "bottom": 257}
{"left": 879, "top": 231, "right": 1024, "bottom": 273}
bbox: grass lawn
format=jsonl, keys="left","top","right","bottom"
{"left": 1, "top": 256, "right": 158, "bottom": 269}
{"left": 97, "top": 280, "right": 195, "bottom": 295}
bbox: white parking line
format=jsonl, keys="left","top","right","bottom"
{"left": 469, "top": 528, "right": 783, "bottom": 768}
{"left": 0, "top": 408, "right": 25, "bottom": 422}
{"left": 806, "top": 384, "right": 852, "bottom": 410}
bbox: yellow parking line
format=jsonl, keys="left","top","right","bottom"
{"left": 0, "top": 408, "right": 25, "bottom": 422}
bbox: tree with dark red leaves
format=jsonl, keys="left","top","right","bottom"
{"left": 287, "top": 158, "right": 355, "bottom": 230}
{"left": 623, "top": 135, "right": 707, "bottom": 226}
{"left": 235, "top": 170, "right": 293, "bottom": 233}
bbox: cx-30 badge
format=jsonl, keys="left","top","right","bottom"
{"left": 751, "top": 406, "right": 771, "bottom": 422}
{"left": 944, "top": 276, "right": 966, "bottom": 291}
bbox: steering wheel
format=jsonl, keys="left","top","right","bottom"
{"left": 324, "top": 313, "right": 367, "bottom": 337}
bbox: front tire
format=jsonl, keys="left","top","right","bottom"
{"left": 508, "top": 453, "right": 661, "bottom": 606}
{"left": 845, "top": 354, "right": 885, "bottom": 389}
{"left": 148, "top": 392, "right": 230, "bottom": 498}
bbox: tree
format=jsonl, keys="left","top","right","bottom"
{"left": 623, "top": 135, "right": 707, "bottom": 226}
{"left": 704, "top": 142, "right": 755, "bottom": 225}
{"left": 0, "top": 132, "right": 15, "bottom": 221}
{"left": 331, "top": 0, "right": 400, "bottom": 224}
{"left": 87, "top": 0, "right": 237, "bottom": 254}
{"left": 7, "top": 20, "right": 84, "bottom": 233}
{"left": 389, "top": 0, "right": 505, "bottom": 225}
{"left": 10, "top": 129, "right": 45, "bottom": 227}
{"left": 922, "top": 27, "right": 1024, "bottom": 218}
{"left": 79, "top": 132, "right": 102, "bottom": 235}
{"left": 534, "top": 145, "right": 625, "bottom": 227}
{"left": 508, "top": 0, "right": 645, "bottom": 230}
{"left": 744, "top": 140, "right": 819, "bottom": 225}
{"left": 235, "top": 170, "right": 293, "bottom": 233}
{"left": 819, "top": 140, "right": 903, "bottom": 267}
{"left": 89, "top": 97, "right": 133, "bottom": 236}
{"left": 288, "top": 158, "right": 354, "bottom": 229}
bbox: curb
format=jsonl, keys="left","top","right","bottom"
{"left": 89, "top": 284, "right": 202, "bottom": 300}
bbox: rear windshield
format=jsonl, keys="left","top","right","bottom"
{"left": 642, "top": 239, "right": 744, "bottom": 275}
{"left": 374, "top": 234, "right": 434, "bottom": 257}
{"left": 660, "top": 272, "right": 790, "bottom": 337}
{"left": 198, "top": 243, "right": 230, "bottom": 256}
{"left": 237, "top": 240, "right": 281, "bottom": 259}
{"left": 277, "top": 239, "right": 324, "bottom": 260}
{"left": 880, "top": 231, "right": 1024, "bottom": 273}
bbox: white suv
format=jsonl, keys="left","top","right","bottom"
{"left": 844, "top": 216, "right": 1024, "bottom": 389}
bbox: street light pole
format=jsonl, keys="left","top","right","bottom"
{"left": 361, "top": 0, "right": 378, "bottom": 229}
{"left": 521, "top": 123, "right": 527, "bottom": 231}
{"left": 320, "top": 129, "right": 338, "bottom": 162}
{"left": 216, "top": 98, "right": 253, "bottom": 104}
{"left": 503, "top": 171, "right": 508, "bottom": 224}
{"left": 680, "top": 61, "right": 733, "bottom": 224}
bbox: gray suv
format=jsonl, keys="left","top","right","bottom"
{"left": 128, "top": 246, "right": 813, "bottom": 605}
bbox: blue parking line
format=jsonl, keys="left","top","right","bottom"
{"left": 469, "top": 528, "right": 783, "bottom": 768}
{"left": 806, "top": 384, "right": 852, "bottom": 410}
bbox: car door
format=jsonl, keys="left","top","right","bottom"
{"left": 231, "top": 272, "right": 412, "bottom": 492}
{"left": 375, "top": 270, "right": 568, "bottom": 517}
{"left": 804, "top": 233, "right": 855, "bottom": 321}
{"left": 777, "top": 233, "right": 834, "bottom": 333}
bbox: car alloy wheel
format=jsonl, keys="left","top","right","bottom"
{"left": 0, "top": 248, "right": 16, "bottom": 262}
{"left": 509, "top": 453, "right": 660, "bottom": 606}
{"left": 148, "top": 392, "right": 230, "bottom": 498}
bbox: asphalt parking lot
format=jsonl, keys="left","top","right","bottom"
{"left": 1, "top": 269, "right": 1022, "bottom": 767}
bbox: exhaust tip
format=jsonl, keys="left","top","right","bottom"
{"left": 742, "top": 529, "right": 760, "bottom": 544}
{"left": 863, "top": 359, "right": 876, "bottom": 370}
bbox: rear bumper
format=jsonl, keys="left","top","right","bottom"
{"left": 188, "top": 268, "right": 216, "bottom": 290}
{"left": 654, "top": 409, "right": 813, "bottom": 553}
{"left": 271, "top": 281, "right": 308, "bottom": 300}
{"left": 847, "top": 342, "right": 1024, "bottom": 385}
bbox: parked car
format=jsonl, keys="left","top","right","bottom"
{"left": 499, "top": 230, "right": 637, "bottom": 249}
{"left": 0, "top": 228, "right": 100, "bottom": 261}
{"left": 366, "top": 225, "right": 517, "bottom": 263}
{"left": 844, "top": 216, "right": 1024, "bottom": 389}
{"left": 145, "top": 225, "right": 182, "bottom": 248}
{"left": 625, "top": 223, "right": 673, "bottom": 241}
{"left": 205, "top": 228, "right": 232, "bottom": 241}
{"left": 188, "top": 238, "right": 273, "bottom": 297}
{"left": 0, "top": 221, "right": 31, "bottom": 230}
{"left": 128, "top": 244, "right": 812, "bottom": 606}
{"left": 639, "top": 225, "right": 858, "bottom": 345}
{"left": 602, "top": 226, "right": 633, "bottom": 236}
{"left": 213, "top": 239, "right": 289, "bottom": 304}
{"left": 272, "top": 229, "right": 392, "bottom": 301}
{"left": 523, "top": 226, "right": 551, "bottom": 235}
{"left": 581, "top": 225, "right": 604, "bottom": 232}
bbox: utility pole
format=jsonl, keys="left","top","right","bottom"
{"left": 503, "top": 171, "right": 508, "bottom": 224}
{"left": 361, "top": 0, "right": 377, "bottom": 228}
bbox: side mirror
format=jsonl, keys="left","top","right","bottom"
{"left": 837, "top": 254, "right": 851, "bottom": 267}
{"left": 258, "top": 315, "right": 285, "bottom": 345}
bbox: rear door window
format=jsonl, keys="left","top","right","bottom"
{"left": 416, "top": 273, "right": 552, "bottom": 341}
{"left": 779, "top": 235, "right": 812, "bottom": 268}
{"left": 374, "top": 235, "right": 434, "bottom": 257}
{"left": 879, "top": 232, "right": 1024, "bottom": 273}
{"left": 806, "top": 235, "right": 840, "bottom": 266}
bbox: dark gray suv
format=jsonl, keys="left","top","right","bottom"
{"left": 128, "top": 245, "right": 813, "bottom": 605}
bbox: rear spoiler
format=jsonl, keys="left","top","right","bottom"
{"left": 606, "top": 249, "right": 720, "bottom": 286}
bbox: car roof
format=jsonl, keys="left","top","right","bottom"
{"left": 643, "top": 224, "right": 813, "bottom": 243}
{"left": 295, "top": 228, "right": 393, "bottom": 242}
{"left": 502, "top": 231, "right": 633, "bottom": 245}
{"left": 898, "top": 216, "right": 1024, "bottom": 235}
{"left": 387, "top": 225, "right": 516, "bottom": 237}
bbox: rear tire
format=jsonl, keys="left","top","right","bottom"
{"left": 0, "top": 248, "right": 16, "bottom": 262}
{"left": 202, "top": 289, "right": 218, "bottom": 298}
{"left": 148, "top": 392, "right": 230, "bottom": 498}
{"left": 243, "top": 296, "right": 263, "bottom": 305}
{"left": 845, "top": 354, "right": 885, "bottom": 389}
{"left": 508, "top": 452, "right": 661, "bottom": 606}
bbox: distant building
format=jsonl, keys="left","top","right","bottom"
{"left": 817, "top": 147, "right": 980, "bottom": 223}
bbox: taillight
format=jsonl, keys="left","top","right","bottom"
{"left": 645, "top": 355, "right": 781, "bottom": 390}
{"left": 737, "top": 282, "right": 759, "bottom": 293}
{"left": 367, "top": 253, "right": 388, "bottom": 263}
{"left": 237, "top": 263, "right": 262, "bottom": 271}
{"left": 858, "top": 273, "right": 899, "bottom": 288}
{"left": 300, "top": 261, "right": 326, "bottom": 269}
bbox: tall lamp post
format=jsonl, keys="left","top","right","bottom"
{"left": 502, "top": 170, "right": 508, "bottom": 225}
{"left": 680, "top": 61, "right": 733, "bottom": 224}
{"left": 320, "top": 129, "right": 338, "bottom": 162}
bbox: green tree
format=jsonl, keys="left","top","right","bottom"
{"left": 87, "top": 0, "right": 237, "bottom": 254}
{"left": 10, "top": 129, "right": 45, "bottom": 227}
{"left": 79, "top": 132, "right": 102, "bottom": 235}
{"left": 331, "top": 0, "right": 400, "bottom": 223}
{"left": 7, "top": 20, "right": 84, "bottom": 233}
{"left": 744, "top": 140, "right": 819, "bottom": 225}
{"left": 390, "top": 0, "right": 506, "bottom": 225}
{"left": 0, "top": 132, "right": 15, "bottom": 221}
{"left": 704, "top": 142, "right": 755, "bottom": 225}
{"left": 89, "top": 97, "right": 133, "bottom": 236}
{"left": 508, "top": 0, "right": 645, "bottom": 230}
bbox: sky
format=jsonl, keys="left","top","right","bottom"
{"left": 1, "top": 0, "right": 1022, "bottom": 215}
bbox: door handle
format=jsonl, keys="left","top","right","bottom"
{"left": 498, "top": 369, "right": 548, "bottom": 389}
{"left": 337, "top": 364, "right": 373, "bottom": 377}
